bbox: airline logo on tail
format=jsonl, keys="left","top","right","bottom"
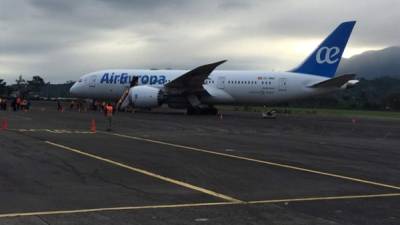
{"left": 291, "top": 21, "right": 356, "bottom": 77}
{"left": 316, "top": 46, "right": 340, "bottom": 64}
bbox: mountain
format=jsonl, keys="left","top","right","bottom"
{"left": 337, "top": 46, "right": 400, "bottom": 79}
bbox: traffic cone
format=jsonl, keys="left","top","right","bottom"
{"left": 1, "top": 119, "right": 8, "bottom": 130}
{"left": 90, "top": 119, "right": 96, "bottom": 133}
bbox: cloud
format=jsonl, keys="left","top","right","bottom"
{"left": 0, "top": 0, "right": 399, "bottom": 84}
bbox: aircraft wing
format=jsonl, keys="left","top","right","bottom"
{"left": 165, "top": 60, "right": 226, "bottom": 93}
{"left": 309, "top": 74, "right": 356, "bottom": 88}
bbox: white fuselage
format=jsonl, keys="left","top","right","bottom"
{"left": 70, "top": 69, "right": 332, "bottom": 106}
{"left": 70, "top": 21, "right": 358, "bottom": 108}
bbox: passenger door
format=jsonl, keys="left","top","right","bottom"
{"left": 278, "top": 78, "right": 287, "bottom": 92}
{"left": 89, "top": 75, "right": 96, "bottom": 88}
{"left": 217, "top": 76, "right": 226, "bottom": 89}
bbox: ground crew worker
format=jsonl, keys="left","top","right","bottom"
{"left": 101, "top": 101, "right": 106, "bottom": 113}
{"left": 57, "top": 100, "right": 63, "bottom": 112}
{"left": 27, "top": 99, "right": 31, "bottom": 110}
{"left": 105, "top": 103, "right": 113, "bottom": 131}
{"left": 11, "top": 98, "right": 17, "bottom": 111}
{"left": 0, "top": 98, "right": 7, "bottom": 110}
{"left": 70, "top": 100, "right": 75, "bottom": 110}
{"left": 16, "top": 97, "right": 21, "bottom": 111}
{"left": 20, "top": 99, "right": 28, "bottom": 111}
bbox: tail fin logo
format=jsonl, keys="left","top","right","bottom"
{"left": 316, "top": 46, "right": 340, "bottom": 64}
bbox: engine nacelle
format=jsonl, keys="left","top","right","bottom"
{"left": 129, "top": 86, "right": 164, "bottom": 108}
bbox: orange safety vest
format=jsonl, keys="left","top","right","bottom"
{"left": 105, "top": 105, "right": 113, "bottom": 117}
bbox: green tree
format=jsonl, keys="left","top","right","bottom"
{"left": 0, "top": 79, "right": 6, "bottom": 95}
{"left": 27, "top": 76, "right": 45, "bottom": 92}
{"left": 15, "top": 75, "right": 27, "bottom": 89}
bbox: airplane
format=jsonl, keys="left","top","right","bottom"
{"left": 70, "top": 21, "right": 359, "bottom": 115}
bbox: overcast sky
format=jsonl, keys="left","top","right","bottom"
{"left": 1, "top": 0, "right": 399, "bottom": 84}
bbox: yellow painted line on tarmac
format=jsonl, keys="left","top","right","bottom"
{"left": 45, "top": 141, "right": 242, "bottom": 203}
{"left": 0, "top": 202, "right": 237, "bottom": 218}
{"left": 248, "top": 192, "right": 400, "bottom": 204}
{"left": 0, "top": 193, "right": 399, "bottom": 218}
{"left": 105, "top": 132, "right": 400, "bottom": 191}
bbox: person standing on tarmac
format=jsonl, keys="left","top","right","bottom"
{"left": 11, "top": 98, "right": 17, "bottom": 111}
{"left": 57, "top": 99, "right": 63, "bottom": 112}
{"left": 16, "top": 97, "right": 21, "bottom": 111}
{"left": 69, "top": 100, "right": 75, "bottom": 110}
{"left": 20, "top": 98, "right": 28, "bottom": 111}
{"left": 105, "top": 103, "right": 113, "bottom": 131}
{"left": 0, "top": 98, "right": 6, "bottom": 110}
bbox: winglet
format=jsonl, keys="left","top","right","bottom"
{"left": 165, "top": 60, "right": 227, "bottom": 89}
{"left": 197, "top": 60, "right": 227, "bottom": 74}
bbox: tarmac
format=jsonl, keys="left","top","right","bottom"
{"left": 0, "top": 101, "right": 399, "bottom": 225}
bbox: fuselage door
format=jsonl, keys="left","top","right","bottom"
{"left": 278, "top": 78, "right": 287, "bottom": 91}
{"left": 89, "top": 75, "right": 96, "bottom": 88}
{"left": 217, "top": 76, "right": 226, "bottom": 89}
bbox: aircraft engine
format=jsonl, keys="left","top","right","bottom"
{"left": 128, "top": 86, "right": 164, "bottom": 108}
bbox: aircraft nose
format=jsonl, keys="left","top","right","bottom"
{"left": 69, "top": 83, "right": 78, "bottom": 96}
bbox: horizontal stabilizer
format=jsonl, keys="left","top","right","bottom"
{"left": 310, "top": 74, "right": 356, "bottom": 88}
